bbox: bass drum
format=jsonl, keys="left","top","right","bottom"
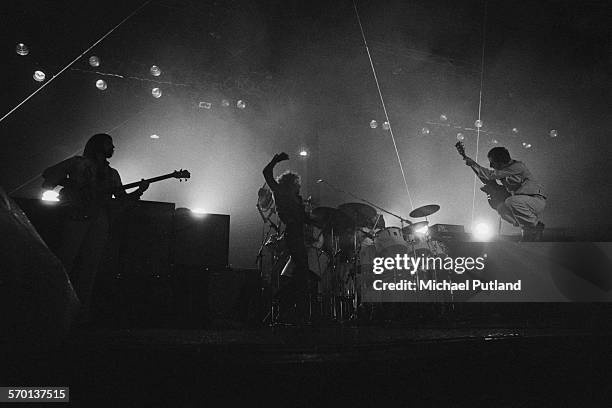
{"left": 374, "top": 227, "right": 409, "bottom": 257}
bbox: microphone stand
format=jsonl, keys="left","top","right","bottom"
{"left": 317, "top": 179, "right": 412, "bottom": 226}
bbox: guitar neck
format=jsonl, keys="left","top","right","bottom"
{"left": 121, "top": 173, "right": 176, "bottom": 190}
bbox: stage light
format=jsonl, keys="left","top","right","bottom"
{"left": 522, "top": 142, "right": 532, "bottom": 149}
{"left": 370, "top": 120, "right": 378, "bottom": 129}
{"left": 236, "top": 100, "right": 246, "bottom": 109}
{"left": 150, "top": 134, "right": 159, "bottom": 139}
{"left": 382, "top": 121, "right": 390, "bottom": 130}
{"left": 16, "top": 43, "right": 29, "bottom": 56}
{"left": 512, "top": 127, "right": 519, "bottom": 134}
{"left": 456, "top": 132, "right": 464, "bottom": 141}
{"left": 549, "top": 129, "right": 558, "bottom": 138}
{"left": 150, "top": 65, "right": 161, "bottom": 76}
{"left": 198, "top": 101, "right": 212, "bottom": 109}
{"left": 474, "top": 119, "right": 483, "bottom": 128}
{"left": 473, "top": 222, "right": 494, "bottom": 241}
{"left": 490, "top": 139, "right": 498, "bottom": 145}
{"left": 41, "top": 190, "right": 59, "bottom": 202}
{"left": 420, "top": 127, "right": 430, "bottom": 136}
{"left": 95, "top": 79, "right": 107, "bottom": 90}
{"left": 191, "top": 208, "right": 207, "bottom": 215}
{"left": 221, "top": 99, "right": 230, "bottom": 107}
{"left": 33, "top": 70, "right": 46, "bottom": 82}
{"left": 299, "top": 149, "right": 309, "bottom": 157}
{"left": 440, "top": 114, "right": 448, "bottom": 121}
{"left": 88, "top": 56, "right": 100, "bottom": 67}
{"left": 152, "top": 87, "right": 162, "bottom": 98}
{"left": 415, "top": 224, "right": 429, "bottom": 234}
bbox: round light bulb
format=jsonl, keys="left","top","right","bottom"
{"left": 95, "top": 79, "right": 107, "bottom": 90}
{"left": 33, "top": 70, "right": 46, "bottom": 82}
{"left": 89, "top": 56, "right": 100, "bottom": 67}
{"left": 150, "top": 65, "right": 161, "bottom": 76}
{"left": 16, "top": 43, "right": 29, "bottom": 56}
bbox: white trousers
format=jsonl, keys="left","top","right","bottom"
{"left": 497, "top": 194, "right": 546, "bottom": 227}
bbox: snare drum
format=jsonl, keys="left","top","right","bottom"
{"left": 374, "top": 227, "right": 409, "bottom": 256}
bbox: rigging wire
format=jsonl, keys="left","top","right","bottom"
{"left": 352, "top": 0, "right": 415, "bottom": 211}
{"left": 470, "top": 0, "right": 489, "bottom": 227}
{"left": 0, "top": 0, "right": 153, "bottom": 125}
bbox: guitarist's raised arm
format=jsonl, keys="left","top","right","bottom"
{"left": 464, "top": 156, "right": 523, "bottom": 181}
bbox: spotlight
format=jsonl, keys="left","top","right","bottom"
{"left": 415, "top": 224, "right": 429, "bottom": 234}
{"left": 473, "top": 222, "right": 494, "bottom": 241}
{"left": 221, "top": 99, "right": 230, "bottom": 107}
{"left": 382, "top": 121, "right": 390, "bottom": 130}
{"left": 41, "top": 190, "right": 59, "bottom": 202}
{"left": 16, "top": 43, "right": 29, "bottom": 56}
{"left": 150, "top": 65, "right": 161, "bottom": 76}
{"left": 549, "top": 129, "right": 558, "bottom": 138}
{"left": 33, "top": 70, "right": 46, "bottom": 82}
{"left": 420, "top": 127, "right": 430, "bottom": 136}
{"left": 191, "top": 208, "right": 207, "bottom": 215}
{"left": 198, "top": 101, "right": 212, "bottom": 109}
{"left": 150, "top": 134, "right": 159, "bottom": 139}
{"left": 95, "top": 79, "right": 107, "bottom": 90}
{"left": 440, "top": 114, "right": 448, "bottom": 121}
{"left": 511, "top": 127, "right": 519, "bottom": 134}
{"left": 88, "top": 56, "right": 100, "bottom": 67}
{"left": 456, "top": 133, "right": 465, "bottom": 141}
{"left": 236, "top": 100, "right": 246, "bottom": 109}
{"left": 489, "top": 139, "right": 498, "bottom": 145}
{"left": 474, "top": 119, "right": 483, "bottom": 128}
{"left": 522, "top": 142, "right": 532, "bottom": 149}
{"left": 299, "top": 149, "right": 309, "bottom": 157}
{"left": 369, "top": 120, "right": 378, "bottom": 129}
{"left": 151, "top": 88, "right": 162, "bottom": 98}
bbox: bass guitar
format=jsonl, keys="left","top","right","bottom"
{"left": 59, "top": 169, "right": 190, "bottom": 219}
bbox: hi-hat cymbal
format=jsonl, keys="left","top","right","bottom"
{"left": 409, "top": 204, "right": 440, "bottom": 218}
{"left": 338, "top": 202, "right": 377, "bottom": 227}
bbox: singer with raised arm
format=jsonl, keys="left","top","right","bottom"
{"left": 262, "top": 152, "right": 311, "bottom": 324}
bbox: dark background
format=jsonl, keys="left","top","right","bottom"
{"left": 1, "top": 0, "right": 610, "bottom": 268}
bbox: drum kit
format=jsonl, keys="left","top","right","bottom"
{"left": 269, "top": 198, "right": 453, "bottom": 321}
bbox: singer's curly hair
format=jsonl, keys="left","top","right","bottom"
{"left": 276, "top": 171, "right": 301, "bottom": 188}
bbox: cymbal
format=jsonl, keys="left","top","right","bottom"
{"left": 338, "top": 202, "right": 377, "bottom": 227}
{"left": 311, "top": 206, "right": 353, "bottom": 230}
{"left": 402, "top": 221, "right": 429, "bottom": 235}
{"left": 409, "top": 204, "right": 440, "bottom": 218}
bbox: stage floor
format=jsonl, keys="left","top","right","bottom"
{"left": 3, "top": 323, "right": 612, "bottom": 406}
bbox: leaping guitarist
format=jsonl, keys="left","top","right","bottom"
{"left": 457, "top": 143, "right": 546, "bottom": 241}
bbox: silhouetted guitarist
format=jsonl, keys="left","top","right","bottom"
{"left": 42, "top": 133, "right": 149, "bottom": 323}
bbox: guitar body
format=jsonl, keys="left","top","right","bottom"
{"left": 480, "top": 182, "right": 511, "bottom": 210}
